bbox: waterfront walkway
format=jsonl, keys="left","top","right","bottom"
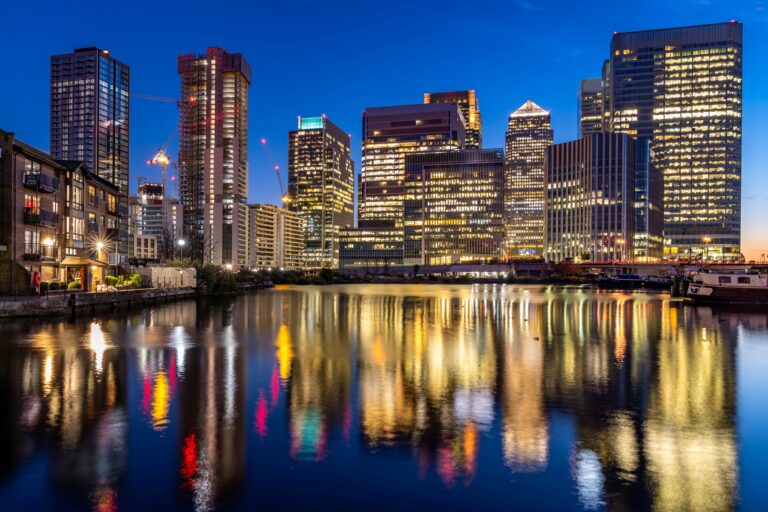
{"left": 0, "top": 287, "right": 196, "bottom": 319}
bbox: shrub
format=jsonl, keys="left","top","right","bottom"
{"left": 67, "top": 281, "right": 82, "bottom": 290}
{"left": 104, "top": 275, "right": 119, "bottom": 286}
{"left": 125, "top": 273, "right": 144, "bottom": 288}
{"left": 40, "top": 282, "right": 50, "bottom": 293}
{"left": 48, "top": 282, "right": 60, "bottom": 291}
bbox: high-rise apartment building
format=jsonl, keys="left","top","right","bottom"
{"left": 424, "top": 90, "right": 482, "bottom": 148}
{"left": 606, "top": 22, "right": 743, "bottom": 260}
{"left": 404, "top": 150, "right": 504, "bottom": 265}
{"left": 178, "top": 47, "right": 251, "bottom": 267}
{"left": 288, "top": 115, "right": 354, "bottom": 268}
{"left": 545, "top": 133, "right": 638, "bottom": 263}
{"left": 50, "top": 47, "right": 130, "bottom": 259}
{"left": 578, "top": 79, "right": 604, "bottom": 136}
{"left": 504, "top": 100, "right": 553, "bottom": 259}
{"left": 247, "top": 204, "right": 303, "bottom": 270}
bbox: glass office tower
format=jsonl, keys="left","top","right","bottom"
{"left": 578, "top": 79, "right": 604, "bottom": 137}
{"left": 288, "top": 115, "right": 354, "bottom": 268}
{"left": 504, "top": 100, "right": 553, "bottom": 259}
{"left": 404, "top": 150, "right": 504, "bottom": 265}
{"left": 607, "top": 22, "right": 743, "bottom": 260}
{"left": 545, "top": 133, "right": 638, "bottom": 263}
{"left": 424, "top": 90, "right": 482, "bottom": 148}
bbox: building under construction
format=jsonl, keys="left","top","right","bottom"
{"left": 177, "top": 47, "right": 251, "bottom": 267}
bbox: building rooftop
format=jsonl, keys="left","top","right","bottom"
{"left": 510, "top": 100, "right": 550, "bottom": 118}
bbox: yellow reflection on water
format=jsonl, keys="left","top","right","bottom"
{"left": 151, "top": 370, "right": 170, "bottom": 431}
{"left": 275, "top": 325, "right": 293, "bottom": 381}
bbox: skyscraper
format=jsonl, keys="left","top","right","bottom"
{"left": 50, "top": 47, "right": 130, "bottom": 258}
{"left": 288, "top": 115, "right": 354, "bottom": 268}
{"left": 359, "top": 103, "right": 466, "bottom": 225}
{"left": 404, "top": 150, "right": 504, "bottom": 265}
{"left": 341, "top": 103, "right": 465, "bottom": 267}
{"left": 545, "top": 133, "right": 638, "bottom": 263}
{"left": 578, "top": 79, "right": 604, "bottom": 136}
{"left": 503, "top": 100, "right": 553, "bottom": 259}
{"left": 178, "top": 47, "right": 251, "bottom": 267}
{"left": 424, "top": 90, "right": 482, "bottom": 148}
{"left": 606, "top": 22, "right": 743, "bottom": 260}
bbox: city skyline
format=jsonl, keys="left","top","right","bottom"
{"left": 1, "top": 1, "right": 766, "bottom": 259}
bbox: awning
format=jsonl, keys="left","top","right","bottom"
{"left": 60, "top": 256, "right": 106, "bottom": 267}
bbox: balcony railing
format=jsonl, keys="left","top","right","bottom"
{"left": 24, "top": 208, "right": 59, "bottom": 227}
{"left": 88, "top": 222, "right": 101, "bottom": 234}
{"left": 22, "top": 244, "right": 58, "bottom": 261}
{"left": 22, "top": 173, "right": 59, "bottom": 193}
{"left": 88, "top": 195, "right": 99, "bottom": 207}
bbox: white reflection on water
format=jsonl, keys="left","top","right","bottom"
{"left": 573, "top": 448, "right": 605, "bottom": 510}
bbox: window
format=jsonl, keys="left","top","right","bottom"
{"left": 107, "top": 194, "right": 117, "bottom": 213}
{"left": 24, "top": 230, "right": 39, "bottom": 253}
{"left": 24, "top": 194, "right": 40, "bottom": 213}
{"left": 737, "top": 276, "right": 751, "bottom": 284}
{"left": 88, "top": 185, "right": 97, "bottom": 205}
{"left": 24, "top": 159, "right": 42, "bottom": 174}
{"left": 718, "top": 276, "right": 732, "bottom": 284}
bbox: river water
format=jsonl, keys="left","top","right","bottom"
{"left": 0, "top": 284, "right": 766, "bottom": 511}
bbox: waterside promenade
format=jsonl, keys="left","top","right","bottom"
{"left": 0, "top": 287, "right": 196, "bottom": 319}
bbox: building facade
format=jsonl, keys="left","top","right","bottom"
{"left": 247, "top": 204, "right": 303, "bottom": 270}
{"left": 178, "top": 47, "right": 251, "bottom": 267}
{"left": 578, "top": 79, "right": 604, "bottom": 136}
{"left": 633, "top": 138, "right": 664, "bottom": 261}
{"left": 403, "top": 150, "right": 504, "bottom": 265}
{"left": 1, "top": 129, "right": 119, "bottom": 293}
{"left": 504, "top": 100, "right": 553, "bottom": 259}
{"left": 544, "top": 133, "right": 637, "bottom": 263}
{"left": 50, "top": 47, "right": 130, "bottom": 260}
{"left": 606, "top": 22, "right": 743, "bottom": 260}
{"left": 128, "top": 182, "right": 183, "bottom": 261}
{"left": 288, "top": 115, "right": 354, "bottom": 268}
{"left": 424, "top": 90, "right": 482, "bottom": 148}
{"left": 341, "top": 103, "right": 465, "bottom": 267}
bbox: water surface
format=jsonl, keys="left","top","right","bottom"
{"left": 0, "top": 284, "right": 766, "bottom": 511}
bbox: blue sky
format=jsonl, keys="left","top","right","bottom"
{"left": 1, "top": 0, "right": 766, "bottom": 258}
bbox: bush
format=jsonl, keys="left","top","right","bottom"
{"left": 48, "top": 282, "right": 59, "bottom": 291}
{"left": 67, "top": 281, "right": 82, "bottom": 290}
{"left": 40, "top": 282, "right": 49, "bottom": 293}
{"left": 104, "top": 275, "right": 119, "bottom": 286}
{"left": 125, "top": 273, "right": 144, "bottom": 288}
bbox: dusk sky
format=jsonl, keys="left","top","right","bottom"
{"left": 1, "top": 0, "right": 766, "bottom": 259}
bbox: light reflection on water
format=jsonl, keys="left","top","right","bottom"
{"left": 0, "top": 284, "right": 765, "bottom": 511}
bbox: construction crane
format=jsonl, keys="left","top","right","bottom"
{"left": 259, "top": 137, "right": 291, "bottom": 206}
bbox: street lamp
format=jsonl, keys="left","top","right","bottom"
{"left": 702, "top": 236, "right": 712, "bottom": 261}
{"left": 177, "top": 238, "right": 186, "bottom": 260}
{"left": 224, "top": 263, "right": 233, "bottom": 271}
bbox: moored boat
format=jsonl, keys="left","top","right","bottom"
{"left": 686, "top": 271, "right": 768, "bottom": 304}
{"left": 597, "top": 273, "right": 645, "bottom": 289}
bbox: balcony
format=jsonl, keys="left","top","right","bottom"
{"left": 88, "top": 222, "right": 101, "bottom": 234}
{"left": 22, "top": 173, "right": 59, "bottom": 193}
{"left": 24, "top": 208, "right": 59, "bottom": 227}
{"left": 22, "top": 244, "right": 58, "bottom": 262}
{"left": 88, "top": 195, "right": 99, "bottom": 207}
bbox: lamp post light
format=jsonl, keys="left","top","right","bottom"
{"left": 224, "top": 263, "right": 233, "bottom": 272}
{"left": 702, "top": 236, "right": 712, "bottom": 262}
{"left": 177, "top": 238, "right": 186, "bottom": 260}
